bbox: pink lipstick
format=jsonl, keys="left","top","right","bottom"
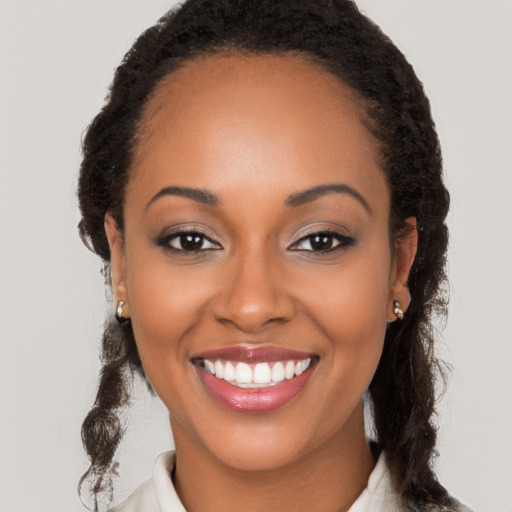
{"left": 191, "top": 346, "right": 317, "bottom": 413}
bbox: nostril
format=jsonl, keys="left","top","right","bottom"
{"left": 213, "top": 297, "right": 295, "bottom": 333}
{"left": 211, "top": 259, "right": 296, "bottom": 332}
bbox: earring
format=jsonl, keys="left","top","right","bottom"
{"left": 115, "top": 300, "right": 129, "bottom": 323}
{"left": 393, "top": 300, "right": 404, "bottom": 320}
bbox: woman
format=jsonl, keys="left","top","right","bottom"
{"left": 77, "top": 1, "right": 470, "bottom": 511}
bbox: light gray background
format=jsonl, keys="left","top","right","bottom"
{"left": 0, "top": 1, "right": 510, "bottom": 511}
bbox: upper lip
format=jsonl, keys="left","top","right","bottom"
{"left": 190, "top": 345, "right": 316, "bottom": 364}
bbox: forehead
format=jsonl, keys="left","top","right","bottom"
{"left": 128, "top": 53, "right": 387, "bottom": 211}
{"left": 139, "top": 53, "right": 365, "bottom": 127}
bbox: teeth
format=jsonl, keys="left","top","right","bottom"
{"left": 254, "top": 363, "right": 272, "bottom": 384}
{"left": 202, "top": 357, "right": 313, "bottom": 387}
{"left": 223, "top": 361, "right": 236, "bottom": 382}
{"left": 204, "top": 360, "right": 215, "bottom": 375}
{"left": 271, "top": 362, "right": 285, "bottom": 382}
{"left": 285, "top": 361, "right": 295, "bottom": 379}
{"left": 235, "top": 362, "right": 252, "bottom": 384}
{"left": 214, "top": 360, "right": 224, "bottom": 379}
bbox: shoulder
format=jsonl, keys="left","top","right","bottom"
{"left": 108, "top": 478, "right": 159, "bottom": 512}
{"left": 108, "top": 451, "right": 185, "bottom": 512}
{"left": 355, "top": 452, "right": 473, "bottom": 512}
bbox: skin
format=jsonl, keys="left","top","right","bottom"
{"left": 105, "top": 54, "right": 417, "bottom": 512}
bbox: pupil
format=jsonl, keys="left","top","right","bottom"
{"left": 181, "top": 233, "right": 203, "bottom": 251}
{"left": 311, "top": 234, "right": 333, "bottom": 250}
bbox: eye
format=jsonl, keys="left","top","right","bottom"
{"left": 158, "top": 231, "right": 222, "bottom": 252}
{"left": 289, "top": 231, "right": 355, "bottom": 252}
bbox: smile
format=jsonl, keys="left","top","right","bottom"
{"left": 200, "top": 358, "right": 313, "bottom": 388}
{"left": 191, "top": 346, "right": 318, "bottom": 413}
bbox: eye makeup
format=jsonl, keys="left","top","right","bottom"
{"left": 288, "top": 229, "right": 356, "bottom": 253}
{"left": 156, "top": 227, "right": 222, "bottom": 254}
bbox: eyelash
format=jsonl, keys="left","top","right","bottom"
{"left": 288, "top": 230, "right": 356, "bottom": 253}
{"left": 157, "top": 230, "right": 222, "bottom": 253}
{"left": 157, "top": 228, "right": 355, "bottom": 254}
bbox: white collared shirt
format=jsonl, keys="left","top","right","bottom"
{"left": 109, "top": 450, "right": 406, "bottom": 512}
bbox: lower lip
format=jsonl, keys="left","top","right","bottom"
{"left": 196, "top": 364, "right": 315, "bottom": 414}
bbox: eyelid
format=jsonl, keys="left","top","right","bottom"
{"left": 156, "top": 226, "right": 223, "bottom": 251}
{"left": 287, "top": 228, "right": 355, "bottom": 252}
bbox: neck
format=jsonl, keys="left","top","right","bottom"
{"left": 171, "top": 405, "right": 375, "bottom": 512}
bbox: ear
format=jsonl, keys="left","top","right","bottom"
{"left": 104, "top": 212, "right": 130, "bottom": 319}
{"left": 387, "top": 218, "right": 418, "bottom": 321}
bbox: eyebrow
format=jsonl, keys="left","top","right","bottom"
{"left": 145, "top": 182, "right": 370, "bottom": 212}
{"left": 285, "top": 183, "right": 371, "bottom": 213}
{"left": 145, "top": 186, "right": 221, "bottom": 210}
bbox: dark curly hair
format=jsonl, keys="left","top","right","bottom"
{"left": 78, "top": 1, "right": 451, "bottom": 510}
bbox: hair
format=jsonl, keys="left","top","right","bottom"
{"left": 77, "top": 0, "right": 451, "bottom": 510}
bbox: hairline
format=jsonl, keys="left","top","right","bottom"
{"left": 124, "top": 48, "right": 400, "bottom": 240}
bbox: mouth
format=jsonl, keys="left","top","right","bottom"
{"left": 191, "top": 346, "right": 318, "bottom": 413}
{"left": 198, "top": 357, "right": 313, "bottom": 387}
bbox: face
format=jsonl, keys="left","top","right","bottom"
{"left": 106, "top": 55, "right": 416, "bottom": 472}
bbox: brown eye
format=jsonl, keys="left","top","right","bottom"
{"left": 158, "top": 231, "right": 222, "bottom": 252}
{"left": 175, "top": 233, "right": 205, "bottom": 251}
{"left": 289, "top": 231, "right": 355, "bottom": 252}
{"left": 309, "top": 234, "right": 335, "bottom": 251}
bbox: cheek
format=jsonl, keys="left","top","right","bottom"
{"left": 304, "top": 248, "right": 391, "bottom": 391}
{"left": 123, "top": 249, "right": 212, "bottom": 378}
{"left": 130, "top": 274, "right": 205, "bottom": 333}
{"left": 308, "top": 251, "right": 391, "bottom": 342}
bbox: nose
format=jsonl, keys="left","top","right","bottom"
{"left": 212, "top": 250, "right": 295, "bottom": 333}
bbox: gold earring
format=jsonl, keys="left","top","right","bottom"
{"left": 393, "top": 300, "right": 404, "bottom": 320}
{"left": 116, "top": 300, "right": 129, "bottom": 323}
